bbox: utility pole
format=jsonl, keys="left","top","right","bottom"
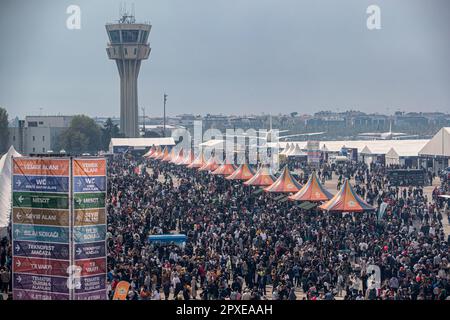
{"left": 141, "top": 106, "right": 146, "bottom": 136}
{"left": 163, "top": 93, "right": 168, "bottom": 137}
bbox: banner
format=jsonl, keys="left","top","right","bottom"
{"left": 112, "top": 281, "right": 130, "bottom": 300}
{"left": 72, "top": 158, "right": 107, "bottom": 300}
{"left": 307, "top": 141, "right": 321, "bottom": 166}
{"left": 12, "top": 157, "right": 108, "bottom": 301}
{"left": 12, "top": 157, "right": 71, "bottom": 300}
{"left": 378, "top": 202, "right": 388, "bottom": 220}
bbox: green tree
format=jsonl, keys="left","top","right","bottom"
{"left": 101, "top": 118, "right": 123, "bottom": 151}
{"left": 0, "top": 107, "right": 9, "bottom": 154}
{"left": 57, "top": 115, "right": 102, "bottom": 154}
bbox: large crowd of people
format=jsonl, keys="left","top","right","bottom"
{"left": 0, "top": 152, "right": 449, "bottom": 301}
{"left": 103, "top": 153, "right": 450, "bottom": 300}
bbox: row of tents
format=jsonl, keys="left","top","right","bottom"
{"left": 144, "top": 146, "right": 376, "bottom": 213}
{"left": 279, "top": 143, "right": 306, "bottom": 157}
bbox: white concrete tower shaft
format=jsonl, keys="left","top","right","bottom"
{"left": 106, "top": 20, "right": 151, "bottom": 138}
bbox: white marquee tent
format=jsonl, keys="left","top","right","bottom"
{"left": 0, "top": 146, "right": 22, "bottom": 236}
{"left": 109, "top": 137, "right": 175, "bottom": 153}
{"left": 419, "top": 127, "right": 450, "bottom": 157}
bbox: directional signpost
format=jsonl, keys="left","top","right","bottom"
{"left": 72, "top": 158, "right": 107, "bottom": 300}
{"left": 12, "top": 157, "right": 107, "bottom": 300}
{"left": 12, "top": 158, "right": 71, "bottom": 300}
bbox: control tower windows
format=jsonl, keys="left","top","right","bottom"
{"left": 109, "top": 30, "right": 120, "bottom": 43}
{"left": 140, "top": 31, "right": 149, "bottom": 43}
{"left": 122, "top": 30, "right": 139, "bottom": 43}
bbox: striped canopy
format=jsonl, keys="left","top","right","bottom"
{"left": 143, "top": 146, "right": 156, "bottom": 158}
{"left": 150, "top": 146, "right": 162, "bottom": 159}
{"left": 211, "top": 161, "right": 237, "bottom": 176}
{"left": 226, "top": 163, "right": 255, "bottom": 181}
{"left": 264, "top": 166, "right": 302, "bottom": 193}
{"left": 156, "top": 147, "right": 168, "bottom": 160}
{"left": 162, "top": 147, "right": 174, "bottom": 162}
{"left": 288, "top": 172, "right": 333, "bottom": 202}
{"left": 244, "top": 165, "right": 276, "bottom": 187}
{"left": 187, "top": 152, "right": 206, "bottom": 169}
{"left": 199, "top": 156, "right": 220, "bottom": 172}
{"left": 180, "top": 150, "right": 195, "bottom": 166}
{"left": 171, "top": 148, "right": 184, "bottom": 164}
{"left": 319, "top": 179, "right": 376, "bottom": 212}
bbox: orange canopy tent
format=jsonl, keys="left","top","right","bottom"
{"left": 288, "top": 172, "right": 333, "bottom": 202}
{"left": 226, "top": 163, "right": 255, "bottom": 181}
{"left": 187, "top": 152, "right": 206, "bottom": 169}
{"left": 171, "top": 148, "right": 184, "bottom": 164}
{"left": 198, "top": 156, "right": 220, "bottom": 172}
{"left": 162, "top": 147, "right": 174, "bottom": 162}
{"left": 150, "top": 146, "right": 162, "bottom": 159}
{"left": 211, "top": 161, "right": 237, "bottom": 176}
{"left": 180, "top": 150, "right": 195, "bottom": 166}
{"left": 319, "top": 179, "right": 376, "bottom": 212}
{"left": 156, "top": 147, "right": 168, "bottom": 160}
{"left": 143, "top": 146, "right": 156, "bottom": 158}
{"left": 264, "top": 166, "right": 302, "bottom": 193}
{"left": 244, "top": 165, "right": 276, "bottom": 187}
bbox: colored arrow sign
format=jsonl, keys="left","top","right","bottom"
{"left": 13, "top": 289, "right": 69, "bottom": 300}
{"left": 13, "top": 240, "right": 70, "bottom": 260}
{"left": 13, "top": 256, "right": 70, "bottom": 277}
{"left": 73, "top": 193, "right": 106, "bottom": 210}
{"left": 13, "top": 175, "right": 69, "bottom": 193}
{"left": 74, "top": 209, "right": 106, "bottom": 226}
{"left": 74, "top": 241, "right": 106, "bottom": 260}
{"left": 73, "top": 225, "right": 106, "bottom": 244}
{"left": 13, "top": 273, "right": 69, "bottom": 294}
{"left": 13, "top": 192, "right": 69, "bottom": 210}
{"left": 73, "top": 176, "right": 106, "bottom": 193}
{"left": 12, "top": 208, "right": 70, "bottom": 227}
{"left": 13, "top": 224, "right": 70, "bottom": 243}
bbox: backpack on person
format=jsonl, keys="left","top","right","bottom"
{"left": 368, "top": 288, "right": 377, "bottom": 300}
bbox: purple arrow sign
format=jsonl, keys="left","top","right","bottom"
{"left": 13, "top": 240, "right": 70, "bottom": 260}
{"left": 74, "top": 289, "right": 107, "bottom": 300}
{"left": 75, "top": 274, "right": 106, "bottom": 293}
{"left": 13, "top": 289, "right": 69, "bottom": 300}
{"left": 13, "top": 273, "right": 69, "bottom": 294}
{"left": 74, "top": 241, "right": 106, "bottom": 260}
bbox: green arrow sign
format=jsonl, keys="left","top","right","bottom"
{"left": 73, "top": 193, "right": 106, "bottom": 209}
{"left": 13, "top": 192, "right": 69, "bottom": 210}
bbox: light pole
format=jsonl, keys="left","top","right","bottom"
{"left": 141, "top": 106, "right": 146, "bottom": 136}
{"left": 163, "top": 93, "right": 168, "bottom": 137}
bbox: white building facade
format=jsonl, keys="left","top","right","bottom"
{"left": 8, "top": 116, "right": 73, "bottom": 155}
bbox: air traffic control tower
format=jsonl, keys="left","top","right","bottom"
{"left": 106, "top": 13, "right": 151, "bottom": 138}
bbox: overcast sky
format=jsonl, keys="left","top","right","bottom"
{"left": 1, "top": 0, "right": 449, "bottom": 119}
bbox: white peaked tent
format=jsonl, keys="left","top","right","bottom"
{"left": 0, "top": 146, "right": 22, "bottom": 235}
{"left": 287, "top": 144, "right": 306, "bottom": 157}
{"left": 385, "top": 148, "right": 400, "bottom": 166}
{"left": 280, "top": 143, "right": 292, "bottom": 156}
{"left": 419, "top": 127, "right": 450, "bottom": 157}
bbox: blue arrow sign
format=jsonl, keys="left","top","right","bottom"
{"left": 73, "top": 225, "right": 106, "bottom": 244}
{"left": 73, "top": 176, "right": 106, "bottom": 193}
{"left": 13, "top": 175, "right": 69, "bottom": 193}
{"left": 13, "top": 224, "right": 70, "bottom": 243}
